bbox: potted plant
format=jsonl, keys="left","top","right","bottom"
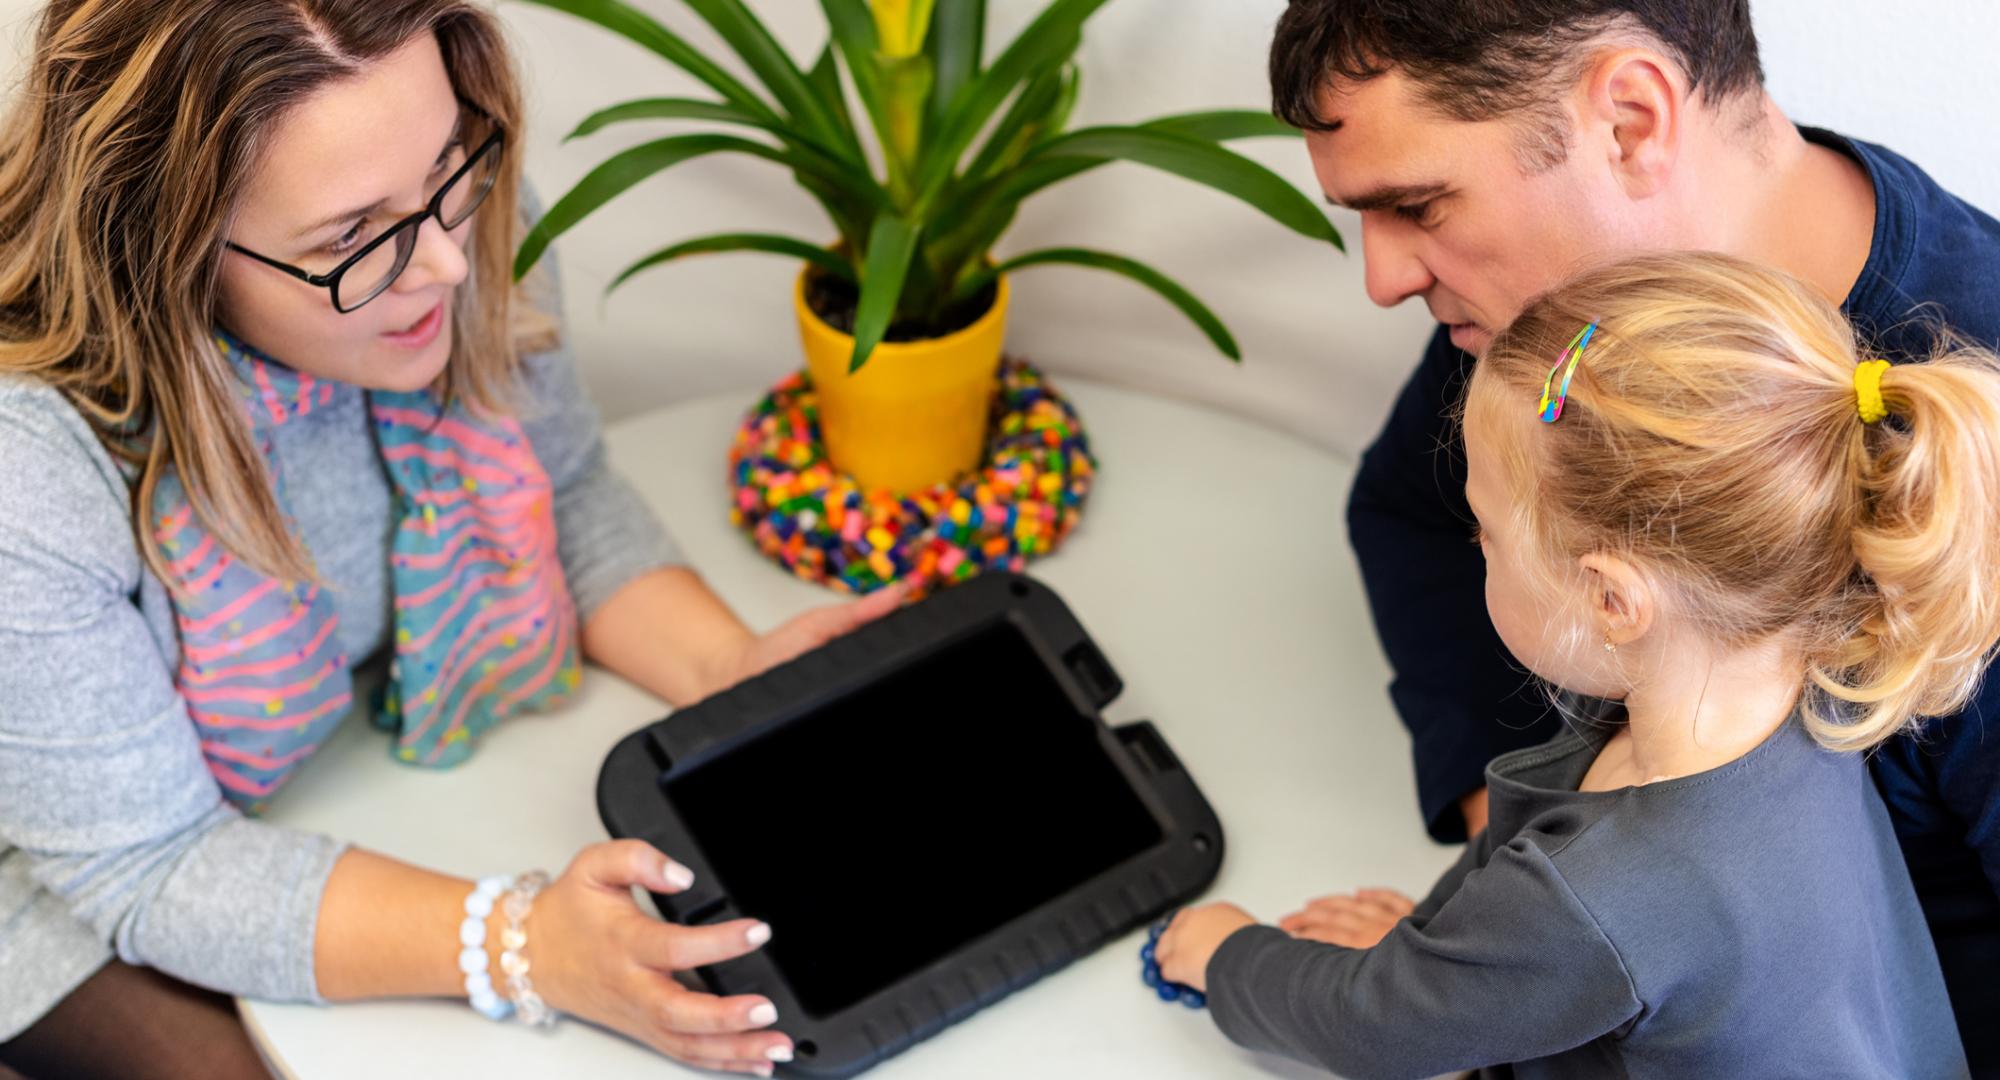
{"left": 513, "top": 0, "right": 1343, "bottom": 493}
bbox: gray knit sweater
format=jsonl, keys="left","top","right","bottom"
{"left": 0, "top": 259, "right": 681, "bottom": 1039}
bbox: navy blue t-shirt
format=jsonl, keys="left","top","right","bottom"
{"left": 1347, "top": 127, "right": 2000, "bottom": 1068}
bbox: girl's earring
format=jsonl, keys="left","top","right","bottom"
{"left": 1603, "top": 634, "right": 1618, "bottom": 654}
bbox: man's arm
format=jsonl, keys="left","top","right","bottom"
{"left": 1346, "top": 327, "right": 1558, "bottom": 842}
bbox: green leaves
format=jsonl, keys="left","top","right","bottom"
{"left": 819, "top": 0, "right": 895, "bottom": 183}
{"left": 913, "top": 0, "right": 1109, "bottom": 212}
{"left": 923, "top": 0, "right": 984, "bottom": 135}
{"left": 850, "top": 216, "right": 922, "bottom": 371}
{"left": 606, "top": 233, "right": 858, "bottom": 294}
{"left": 1143, "top": 110, "right": 1304, "bottom": 142}
{"left": 1028, "top": 126, "right": 1341, "bottom": 247}
{"left": 518, "top": 0, "right": 1344, "bottom": 372}
{"left": 677, "top": 0, "right": 856, "bottom": 159}
{"left": 510, "top": 0, "right": 778, "bottom": 123}
{"left": 958, "top": 248, "right": 1240, "bottom": 360}
{"left": 516, "top": 134, "right": 824, "bottom": 280}
{"left": 806, "top": 44, "right": 857, "bottom": 147}
{"left": 957, "top": 61, "right": 1074, "bottom": 185}
{"left": 564, "top": 97, "right": 778, "bottom": 142}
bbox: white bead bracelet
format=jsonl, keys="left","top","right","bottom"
{"left": 459, "top": 874, "right": 513, "bottom": 1021}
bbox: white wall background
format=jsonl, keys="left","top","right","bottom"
{"left": 1, "top": 1, "right": 1995, "bottom": 461}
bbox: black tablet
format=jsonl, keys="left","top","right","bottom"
{"left": 597, "top": 573, "right": 1224, "bottom": 1077}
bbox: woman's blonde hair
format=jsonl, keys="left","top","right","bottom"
{"left": 1470, "top": 251, "right": 2000, "bottom": 753}
{"left": 0, "top": 0, "right": 555, "bottom": 585}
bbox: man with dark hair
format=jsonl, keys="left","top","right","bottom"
{"left": 1267, "top": 0, "right": 2000, "bottom": 1068}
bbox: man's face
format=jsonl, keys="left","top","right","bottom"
{"left": 1305, "top": 69, "right": 1642, "bottom": 355}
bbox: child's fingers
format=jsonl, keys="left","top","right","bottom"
{"left": 1286, "top": 903, "right": 1403, "bottom": 949}
{"left": 1285, "top": 914, "right": 1375, "bottom": 949}
{"left": 1305, "top": 907, "right": 1379, "bottom": 934}
{"left": 1355, "top": 888, "right": 1416, "bottom": 916}
{"left": 1308, "top": 893, "right": 1408, "bottom": 923}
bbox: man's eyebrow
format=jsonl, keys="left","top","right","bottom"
{"left": 290, "top": 115, "right": 466, "bottom": 242}
{"left": 1323, "top": 182, "right": 1450, "bottom": 213}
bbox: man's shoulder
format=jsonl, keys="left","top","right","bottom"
{"left": 1816, "top": 128, "right": 2000, "bottom": 353}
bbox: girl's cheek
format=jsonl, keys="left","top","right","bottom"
{"left": 1487, "top": 564, "right": 1570, "bottom": 688}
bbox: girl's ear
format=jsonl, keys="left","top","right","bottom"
{"left": 1579, "top": 552, "right": 1655, "bottom": 648}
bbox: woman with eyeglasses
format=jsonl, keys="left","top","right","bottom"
{"left": 0, "top": 3, "right": 895, "bottom": 1077}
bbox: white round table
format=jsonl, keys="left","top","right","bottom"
{"left": 240, "top": 379, "right": 1462, "bottom": 1079}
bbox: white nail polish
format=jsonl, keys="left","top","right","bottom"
{"left": 745, "top": 921, "right": 773, "bottom": 947}
{"left": 662, "top": 860, "right": 695, "bottom": 890}
{"left": 748, "top": 1002, "right": 778, "bottom": 1026}
{"left": 766, "top": 1045, "right": 794, "bottom": 1063}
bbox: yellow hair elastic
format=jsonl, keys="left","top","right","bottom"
{"left": 1855, "top": 359, "right": 1891, "bottom": 425}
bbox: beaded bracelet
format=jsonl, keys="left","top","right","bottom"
{"left": 458, "top": 874, "right": 513, "bottom": 1021}
{"left": 499, "top": 869, "right": 556, "bottom": 1027}
{"left": 1140, "top": 916, "right": 1207, "bottom": 1009}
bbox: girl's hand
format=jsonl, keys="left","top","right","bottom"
{"left": 714, "top": 582, "right": 909, "bottom": 694}
{"left": 1277, "top": 888, "right": 1415, "bottom": 949}
{"left": 1155, "top": 902, "right": 1259, "bottom": 992}
{"left": 527, "top": 840, "right": 792, "bottom": 1076}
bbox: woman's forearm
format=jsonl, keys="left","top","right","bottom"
{"left": 313, "top": 847, "right": 490, "bottom": 1000}
{"left": 581, "top": 566, "right": 755, "bottom": 707}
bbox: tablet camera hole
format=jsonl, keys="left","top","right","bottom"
{"left": 795, "top": 1040, "right": 818, "bottom": 1059}
{"left": 1008, "top": 579, "right": 1031, "bottom": 598}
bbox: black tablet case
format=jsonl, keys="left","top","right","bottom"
{"left": 597, "top": 573, "right": 1224, "bottom": 1077}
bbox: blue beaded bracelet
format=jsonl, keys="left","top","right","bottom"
{"left": 1140, "top": 916, "right": 1206, "bottom": 1009}
{"left": 460, "top": 874, "right": 513, "bottom": 1021}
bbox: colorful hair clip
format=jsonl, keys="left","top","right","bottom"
{"left": 1537, "top": 322, "right": 1598, "bottom": 423}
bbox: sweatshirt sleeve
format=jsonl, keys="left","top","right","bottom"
{"left": 1204, "top": 835, "right": 1641, "bottom": 1078}
{"left": 0, "top": 384, "right": 347, "bottom": 1004}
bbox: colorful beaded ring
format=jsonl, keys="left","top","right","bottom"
{"left": 1141, "top": 916, "right": 1207, "bottom": 1009}
{"left": 728, "top": 359, "right": 1096, "bottom": 594}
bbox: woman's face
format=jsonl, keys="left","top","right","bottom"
{"left": 217, "top": 32, "right": 472, "bottom": 391}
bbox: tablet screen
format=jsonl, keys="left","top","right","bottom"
{"left": 666, "top": 618, "right": 1165, "bottom": 1017}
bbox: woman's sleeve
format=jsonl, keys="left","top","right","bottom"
{"left": 1203, "top": 835, "right": 1641, "bottom": 1078}
{"left": 508, "top": 204, "right": 686, "bottom": 623}
{"left": 0, "top": 385, "right": 346, "bottom": 1003}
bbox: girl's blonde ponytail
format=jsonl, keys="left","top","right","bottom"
{"left": 1812, "top": 355, "right": 2000, "bottom": 749}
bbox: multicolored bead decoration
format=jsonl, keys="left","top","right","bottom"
{"left": 1141, "top": 916, "right": 1207, "bottom": 1008}
{"left": 728, "top": 359, "right": 1095, "bottom": 594}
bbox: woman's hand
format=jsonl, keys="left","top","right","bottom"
{"left": 583, "top": 568, "right": 910, "bottom": 708}
{"left": 528, "top": 840, "right": 792, "bottom": 1076}
{"left": 710, "top": 582, "right": 909, "bottom": 695}
{"left": 1155, "top": 902, "right": 1260, "bottom": 992}
{"left": 1276, "top": 888, "right": 1415, "bottom": 949}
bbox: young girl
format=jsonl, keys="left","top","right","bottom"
{"left": 1156, "top": 252, "right": 1987, "bottom": 1077}
{"left": 0, "top": 2, "right": 897, "bottom": 1076}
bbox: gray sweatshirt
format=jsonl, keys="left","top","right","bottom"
{"left": 0, "top": 253, "right": 681, "bottom": 1039}
{"left": 1206, "top": 714, "right": 1968, "bottom": 1079}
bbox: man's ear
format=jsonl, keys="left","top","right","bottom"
{"left": 1577, "top": 48, "right": 1685, "bottom": 201}
{"left": 1579, "top": 551, "right": 1654, "bottom": 647}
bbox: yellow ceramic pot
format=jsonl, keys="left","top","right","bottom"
{"left": 796, "top": 268, "right": 1009, "bottom": 494}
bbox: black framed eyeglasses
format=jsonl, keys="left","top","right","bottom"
{"left": 227, "top": 113, "right": 505, "bottom": 314}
